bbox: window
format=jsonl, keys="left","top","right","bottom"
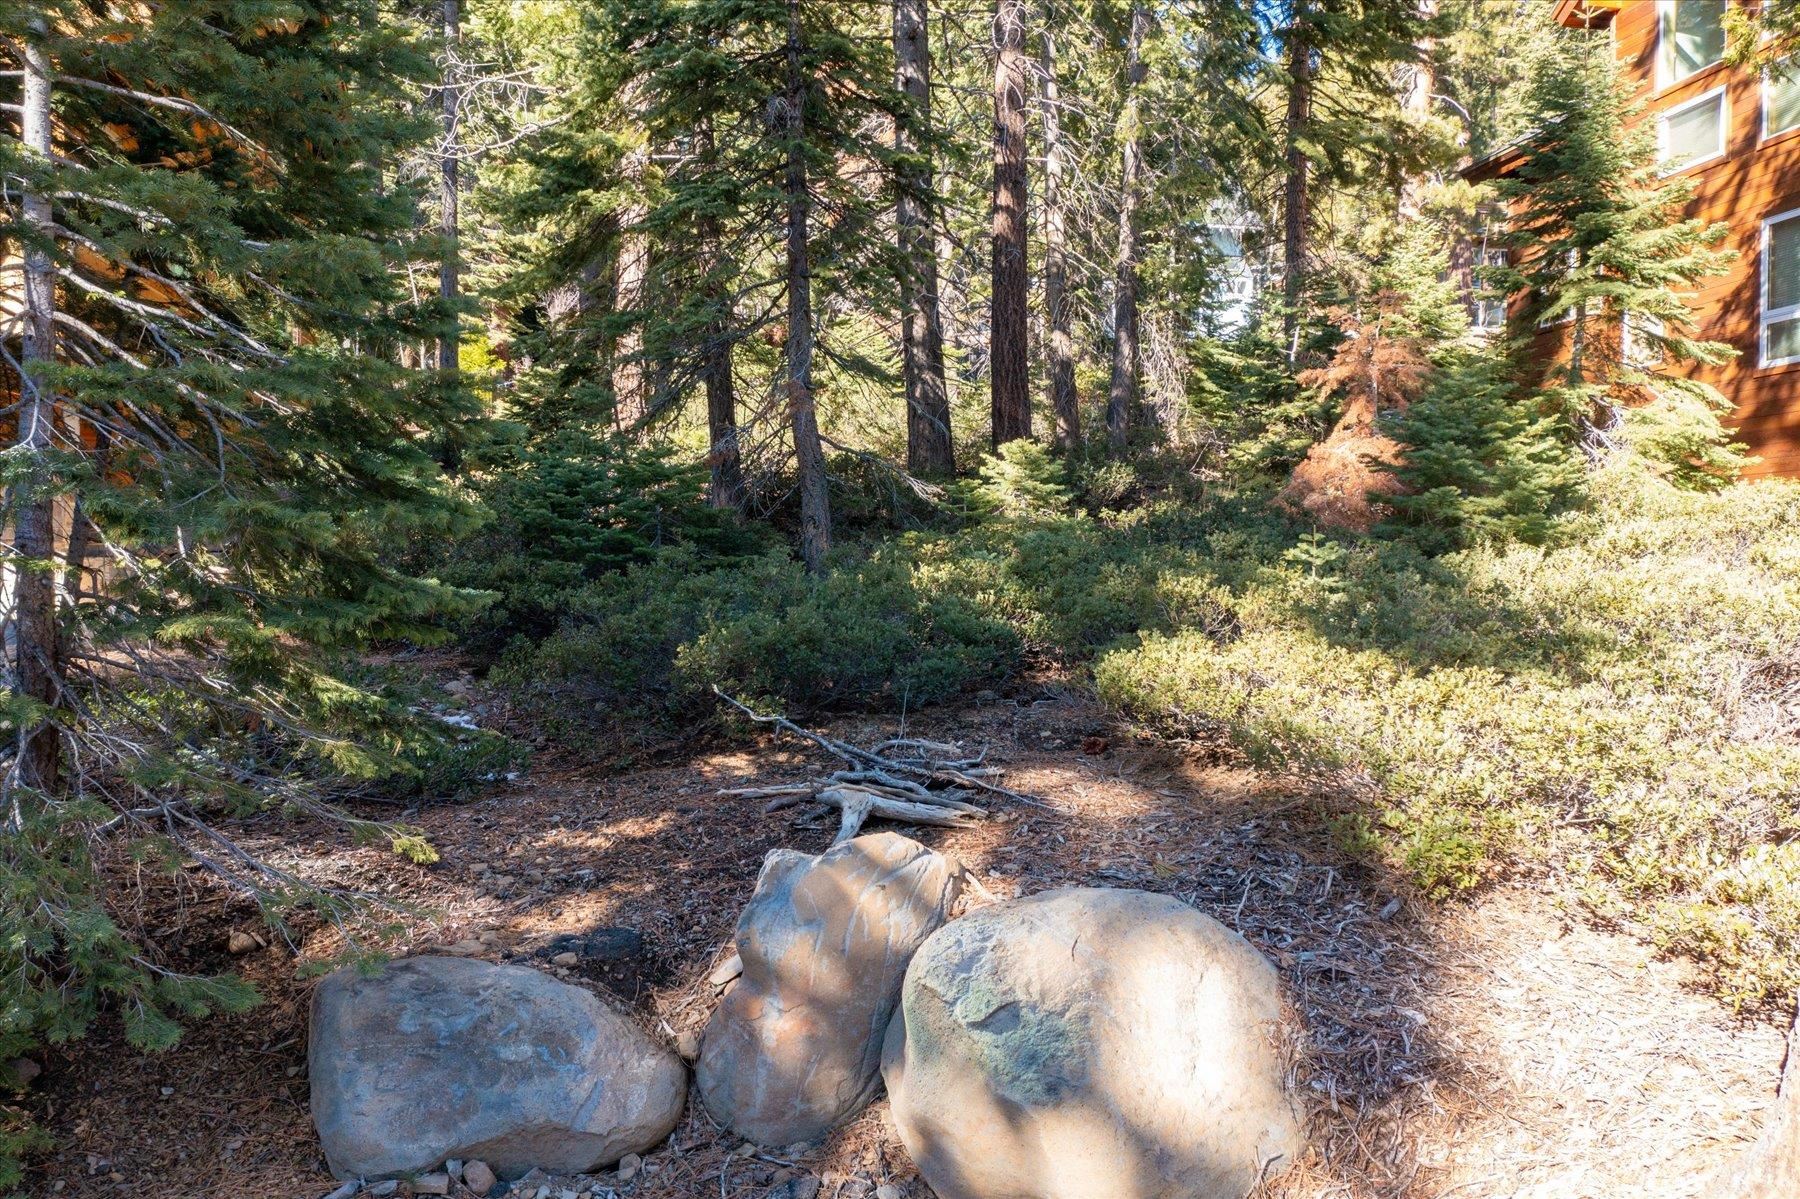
{"left": 1659, "top": 86, "right": 1727, "bottom": 173}
{"left": 1472, "top": 247, "right": 1509, "bottom": 333}
{"left": 1622, "top": 311, "right": 1666, "bottom": 368}
{"left": 1657, "top": 0, "right": 1726, "bottom": 89}
{"left": 1763, "top": 209, "right": 1800, "bottom": 366}
{"left": 1768, "top": 57, "right": 1800, "bottom": 138}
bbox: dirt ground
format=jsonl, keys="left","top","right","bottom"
{"left": 22, "top": 674, "right": 1789, "bottom": 1199}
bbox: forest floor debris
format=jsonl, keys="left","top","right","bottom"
{"left": 22, "top": 673, "right": 1788, "bottom": 1199}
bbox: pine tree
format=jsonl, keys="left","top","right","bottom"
{"left": 991, "top": 0, "right": 1032, "bottom": 448}
{"left": 0, "top": 0, "right": 479, "bottom": 1139}
{"left": 1494, "top": 29, "right": 1745, "bottom": 487}
{"left": 1384, "top": 352, "right": 1582, "bottom": 552}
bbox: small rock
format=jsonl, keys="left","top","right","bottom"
{"left": 445, "top": 939, "right": 484, "bottom": 957}
{"left": 542, "top": 928, "right": 644, "bottom": 963}
{"left": 478, "top": 930, "right": 501, "bottom": 944}
{"left": 159, "top": 1086, "right": 174, "bottom": 1097}
{"left": 768, "top": 1177, "right": 820, "bottom": 1199}
{"left": 876, "top": 1186, "right": 903, "bottom": 1199}
{"left": 616, "top": 1153, "right": 642, "bottom": 1183}
{"left": 445, "top": 1159, "right": 464, "bottom": 1176}
{"left": 675, "top": 1030, "right": 701, "bottom": 1062}
{"left": 445, "top": 679, "right": 470, "bottom": 696}
{"left": 707, "top": 953, "right": 743, "bottom": 988}
{"left": 462, "top": 1160, "right": 497, "bottom": 1195}
{"left": 734, "top": 1143, "right": 757, "bottom": 1158}
{"left": 413, "top": 1174, "right": 452, "bottom": 1196}
{"left": 551, "top": 952, "right": 579, "bottom": 967}
{"left": 369, "top": 1183, "right": 399, "bottom": 1197}
{"left": 323, "top": 1182, "right": 359, "bottom": 1199}
{"left": 227, "top": 930, "right": 259, "bottom": 955}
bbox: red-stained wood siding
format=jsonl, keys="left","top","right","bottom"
{"left": 1612, "top": 0, "right": 1800, "bottom": 477}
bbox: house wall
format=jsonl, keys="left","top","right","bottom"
{"left": 1611, "top": 0, "right": 1800, "bottom": 477}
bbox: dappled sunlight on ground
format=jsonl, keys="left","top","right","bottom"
{"left": 25, "top": 680, "right": 1789, "bottom": 1199}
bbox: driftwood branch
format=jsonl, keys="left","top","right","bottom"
{"left": 711, "top": 688, "right": 1038, "bottom": 840}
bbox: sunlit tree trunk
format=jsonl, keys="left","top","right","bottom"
{"left": 1106, "top": 3, "right": 1147, "bottom": 451}
{"left": 698, "top": 120, "right": 745, "bottom": 511}
{"left": 786, "top": 0, "right": 831, "bottom": 570}
{"left": 990, "top": 0, "right": 1032, "bottom": 448}
{"left": 896, "top": 0, "right": 955, "bottom": 476}
{"left": 13, "top": 18, "right": 62, "bottom": 797}
{"left": 1041, "top": 21, "right": 1079, "bottom": 452}
{"left": 1282, "top": 15, "right": 1313, "bottom": 357}
{"left": 438, "top": 0, "right": 460, "bottom": 374}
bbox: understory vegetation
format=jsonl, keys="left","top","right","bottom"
{"left": 461, "top": 434, "right": 1800, "bottom": 1009}
{"left": 10, "top": 0, "right": 1800, "bottom": 1187}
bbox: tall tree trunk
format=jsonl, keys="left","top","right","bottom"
{"left": 895, "top": 0, "right": 955, "bottom": 476}
{"left": 1399, "top": 0, "right": 1437, "bottom": 218}
{"left": 14, "top": 20, "right": 62, "bottom": 797}
{"left": 438, "top": 0, "right": 460, "bottom": 374}
{"left": 990, "top": 0, "right": 1032, "bottom": 449}
{"left": 614, "top": 142, "right": 652, "bottom": 431}
{"left": 1040, "top": 22, "right": 1079, "bottom": 452}
{"left": 697, "top": 121, "right": 745, "bottom": 511}
{"left": 1106, "top": 3, "right": 1147, "bottom": 452}
{"left": 1282, "top": 15, "right": 1314, "bottom": 358}
{"left": 785, "top": 1, "right": 831, "bottom": 571}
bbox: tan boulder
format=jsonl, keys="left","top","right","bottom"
{"left": 309, "top": 956, "right": 685, "bottom": 1180}
{"left": 882, "top": 887, "right": 1303, "bottom": 1199}
{"left": 697, "top": 832, "right": 963, "bottom": 1145}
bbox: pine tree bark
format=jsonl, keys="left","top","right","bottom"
{"left": 1040, "top": 22, "right": 1079, "bottom": 452}
{"left": 990, "top": 0, "right": 1032, "bottom": 449}
{"left": 614, "top": 142, "right": 652, "bottom": 430}
{"left": 438, "top": 0, "right": 460, "bottom": 374}
{"left": 895, "top": 0, "right": 955, "bottom": 476}
{"left": 785, "top": 0, "right": 832, "bottom": 571}
{"left": 698, "top": 120, "right": 745, "bottom": 511}
{"left": 14, "top": 20, "right": 63, "bottom": 796}
{"left": 1282, "top": 14, "right": 1314, "bottom": 357}
{"left": 1399, "top": 0, "right": 1437, "bottom": 219}
{"left": 1106, "top": 3, "right": 1148, "bottom": 452}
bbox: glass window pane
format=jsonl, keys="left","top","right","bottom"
{"left": 1771, "top": 60, "right": 1800, "bottom": 135}
{"left": 1768, "top": 217, "right": 1800, "bottom": 313}
{"left": 1670, "top": 1, "right": 1725, "bottom": 80}
{"left": 1767, "top": 316, "right": 1800, "bottom": 362}
{"left": 1662, "top": 94, "right": 1722, "bottom": 168}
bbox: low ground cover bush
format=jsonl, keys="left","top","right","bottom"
{"left": 479, "top": 441, "right": 1800, "bottom": 1007}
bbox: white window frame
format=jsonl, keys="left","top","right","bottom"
{"left": 1658, "top": 85, "right": 1729, "bottom": 176}
{"left": 1765, "top": 55, "right": 1800, "bottom": 141}
{"left": 1622, "top": 310, "right": 1667, "bottom": 369}
{"left": 1763, "top": 207, "right": 1800, "bottom": 368}
{"left": 1656, "top": 0, "right": 1728, "bottom": 92}
{"left": 1471, "top": 247, "right": 1510, "bottom": 335}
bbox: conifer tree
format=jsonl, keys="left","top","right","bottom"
{"left": 1494, "top": 29, "right": 1744, "bottom": 486}
{"left": 0, "top": 0, "right": 478, "bottom": 1121}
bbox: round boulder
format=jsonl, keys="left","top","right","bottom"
{"left": 309, "top": 956, "right": 685, "bottom": 1180}
{"left": 698, "top": 832, "right": 963, "bottom": 1146}
{"left": 882, "top": 888, "right": 1303, "bottom": 1199}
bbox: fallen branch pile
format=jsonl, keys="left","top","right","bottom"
{"left": 712, "top": 687, "right": 1043, "bottom": 843}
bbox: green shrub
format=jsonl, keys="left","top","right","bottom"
{"left": 1088, "top": 468, "right": 1800, "bottom": 1005}
{"left": 502, "top": 545, "right": 1021, "bottom": 731}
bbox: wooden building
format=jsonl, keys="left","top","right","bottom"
{"left": 1466, "top": 0, "right": 1800, "bottom": 477}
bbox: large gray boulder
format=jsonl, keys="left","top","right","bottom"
{"left": 882, "top": 888, "right": 1303, "bottom": 1199}
{"left": 309, "top": 956, "right": 685, "bottom": 1180}
{"left": 697, "top": 832, "right": 963, "bottom": 1145}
